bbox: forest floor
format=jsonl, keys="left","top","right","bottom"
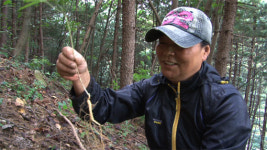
{"left": 0, "top": 57, "right": 148, "bottom": 150}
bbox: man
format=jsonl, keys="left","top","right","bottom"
{"left": 57, "top": 7, "right": 251, "bottom": 150}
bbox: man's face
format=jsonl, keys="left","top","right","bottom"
{"left": 156, "top": 35, "right": 210, "bottom": 84}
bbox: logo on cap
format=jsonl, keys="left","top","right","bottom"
{"left": 162, "top": 10, "right": 194, "bottom": 30}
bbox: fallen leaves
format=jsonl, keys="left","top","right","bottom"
{"left": 55, "top": 123, "right": 61, "bottom": 130}
{"left": 14, "top": 97, "right": 27, "bottom": 116}
{"left": 15, "top": 97, "right": 26, "bottom": 107}
{"left": 0, "top": 58, "right": 148, "bottom": 149}
{"left": 2, "top": 124, "right": 15, "bottom": 130}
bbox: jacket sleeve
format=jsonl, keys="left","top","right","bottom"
{"left": 201, "top": 84, "right": 251, "bottom": 150}
{"left": 70, "top": 76, "right": 148, "bottom": 124}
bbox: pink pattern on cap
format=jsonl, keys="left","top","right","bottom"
{"left": 162, "top": 10, "right": 193, "bottom": 30}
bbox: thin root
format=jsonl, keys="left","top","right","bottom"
{"left": 86, "top": 95, "right": 101, "bottom": 126}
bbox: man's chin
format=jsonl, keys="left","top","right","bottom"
{"left": 162, "top": 74, "right": 179, "bottom": 83}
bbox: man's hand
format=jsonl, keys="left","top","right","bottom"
{"left": 56, "top": 46, "right": 90, "bottom": 96}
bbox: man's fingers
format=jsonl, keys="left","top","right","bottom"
{"left": 57, "top": 46, "right": 88, "bottom": 81}
{"left": 56, "top": 59, "right": 77, "bottom": 76}
{"left": 73, "top": 49, "right": 86, "bottom": 65}
{"left": 71, "top": 49, "right": 88, "bottom": 74}
{"left": 62, "top": 46, "right": 87, "bottom": 69}
{"left": 62, "top": 74, "right": 79, "bottom": 81}
{"left": 58, "top": 52, "right": 76, "bottom": 69}
{"left": 62, "top": 46, "right": 75, "bottom": 60}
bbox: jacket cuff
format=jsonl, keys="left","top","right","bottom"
{"left": 69, "top": 76, "right": 98, "bottom": 114}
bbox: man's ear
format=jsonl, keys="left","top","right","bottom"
{"left": 202, "top": 45, "right": 210, "bottom": 61}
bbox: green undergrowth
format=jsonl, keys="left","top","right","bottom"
{"left": 0, "top": 58, "right": 148, "bottom": 149}
{"left": 0, "top": 58, "right": 71, "bottom": 102}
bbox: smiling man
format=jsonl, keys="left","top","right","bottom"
{"left": 155, "top": 35, "right": 210, "bottom": 83}
{"left": 56, "top": 7, "right": 251, "bottom": 150}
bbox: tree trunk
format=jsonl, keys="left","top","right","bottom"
{"left": 196, "top": 0, "right": 202, "bottom": 8}
{"left": 232, "top": 41, "right": 238, "bottom": 87}
{"left": 39, "top": 3, "right": 44, "bottom": 70}
{"left": 95, "top": 1, "right": 113, "bottom": 81}
{"left": 247, "top": 89, "right": 260, "bottom": 150}
{"left": 214, "top": 0, "right": 237, "bottom": 77}
{"left": 89, "top": 30, "right": 95, "bottom": 73}
{"left": 75, "top": 0, "right": 80, "bottom": 50}
{"left": 236, "top": 39, "right": 244, "bottom": 89}
{"left": 120, "top": 0, "right": 136, "bottom": 88}
{"left": 79, "top": 0, "right": 103, "bottom": 53}
{"left": 0, "top": 0, "right": 8, "bottom": 49}
{"left": 247, "top": 77, "right": 261, "bottom": 150}
{"left": 150, "top": 43, "right": 157, "bottom": 76}
{"left": 228, "top": 48, "right": 233, "bottom": 80}
{"left": 12, "top": 6, "right": 32, "bottom": 58}
{"left": 149, "top": 1, "right": 162, "bottom": 75}
{"left": 12, "top": 0, "right": 17, "bottom": 48}
{"left": 148, "top": 0, "right": 161, "bottom": 25}
{"left": 171, "top": 0, "right": 178, "bottom": 9}
{"left": 260, "top": 96, "right": 267, "bottom": 150}
{"left": 33, "top": 6, "right": 38, "bottom": 57}
{"left": 204, "top": 0, "right": 213, "bottom": 16}
{"left": 187, "top": 0, "right": 191, "bottom": 6}
{"left": 25, "top": 37, "right": 29, "bottom": 63}
{"left": 244, "top": 15, "right": 257, "bottom": 104}
{"left": 111, "top": 0, "right": 121, "bottom": 88}
{"left": 207, "top": 0, "right": 223, "bottom": 65}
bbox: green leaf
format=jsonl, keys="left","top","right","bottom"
{"left": 19, "top": 0, "right": 47, "bottom": 11}
{"left": 80, "top": 132, "right": 86, "bottom": 138}
{"left": 122, "top": 132, "right": 128, "bottom": 137}
{"left": 3, "top": 0, "right": 12, "bottom": 5}
{"left": 0, "top": 98, "right": 3, "bottom": 105}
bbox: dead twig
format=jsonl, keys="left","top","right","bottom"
{"left": 55, "top": 109, "right": 86, "bottom": 150}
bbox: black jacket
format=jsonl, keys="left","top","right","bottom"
{"left": 70, "top": 61, "right": 251, "bottom": 149}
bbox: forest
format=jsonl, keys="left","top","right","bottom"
{"left": 0, "top": 0, "right": 266, "bottom": 149}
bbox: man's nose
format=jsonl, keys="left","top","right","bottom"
{"left": 166, "top": 46, "right": 175, "bottom": 55}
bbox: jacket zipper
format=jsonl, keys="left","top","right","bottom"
{"left": 170, "top": 82, "right": 181, "bottom": 150}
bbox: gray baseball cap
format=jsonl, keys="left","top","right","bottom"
{"left": 145, "top": 7, "right": 212, "bottom": 48}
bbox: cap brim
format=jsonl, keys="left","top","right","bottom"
{"left": 145, "top": 25, "right": 202, "bottom": 48}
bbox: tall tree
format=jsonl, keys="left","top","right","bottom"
{"left": 148, "top": 0, "right": 161, "bottom": 25}
{"left": 12, "top": 6, "right": 32, "bottom": 58}
{"left": 11, "top": 0, "right": 17, "bottom": 48}
{"left": 148, "top": 1, "right": 161, "bottom": 76}
{"left": 171, "top": 0, "right": 178, "bottom": 9}
{"left": 94, "top": 0, "right": 114, "bottom": 81}
{"left": 24, "top": 37, "right": 29, "bottom": 63}
{"left": 204, "top": 0, "right": 223, "bottom": 65}
{"left": 120, "top": 0, "right": 136, "bottom": 88}
{"left": 39, "top": 3, "right": 44, "bottom": 70}
{"left": 0, "top": 0, "right": 8, "bottom": 49}
{"left": 232, "top": 41, "right": 239, "bottom": 87}
{"left": 236, "top": 38, "right": 244, "bottom": 89}
{"left": 244, "top": 14, "right": 257, "bottom": 104}
{"left": 75, "top": 0, "right": 80, "bottom": 50}
{"left": 79, "top": 0, "right": 103, "bottom": 53}
{"left": 207, "top": 0, "right": 223, "bottom": 65}
{"left": 261, "top": 96, "right": 267, "bottom": 150}
{"left": 111, "top": 0, "right": 122, "bottom": 88}
{"left": 204, "top": 0, "right": 213, "bottom": 16}
{"left": 214, "top": 0, "right": 237, "bottom": 77}
{"left": 33, "top": 6, "right": 39, "bottom": 57}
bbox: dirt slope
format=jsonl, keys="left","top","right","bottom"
{"left": 0, "top": 58, "right": 147, "bottom": 150}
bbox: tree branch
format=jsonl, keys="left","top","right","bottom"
{"left": 55, "top": 109, "right": 86, "bottom": 150}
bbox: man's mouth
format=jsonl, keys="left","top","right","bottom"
{"left": 164, "top": 61, "right": 177, "bottom": 65}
